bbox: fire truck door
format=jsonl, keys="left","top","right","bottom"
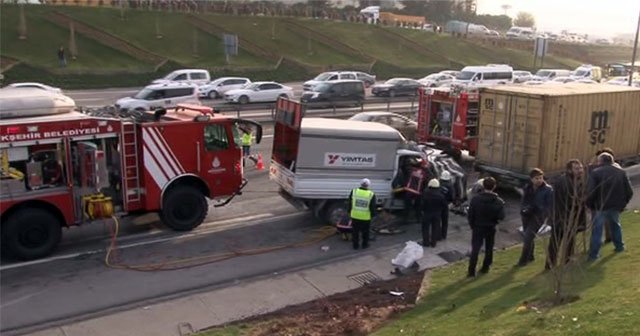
{"left": 201, "top": 123, "right": 239, "bottom": 195}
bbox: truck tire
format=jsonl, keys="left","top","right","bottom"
{"left": 322, "top": 201, "right": 349, "bottom": 227}
{"left": 160, "top": 185, "right": 208, "bottom": 231}
{"left": 1, "top": 208, "right": 62, "bottom": 261}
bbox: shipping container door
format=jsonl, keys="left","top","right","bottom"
{"left": 478, "top": 92, "right": 509, "bottom": 167}
{"left": 478, "top": 93, "right": 543, "bottom": 173}
{"left": 503, "top": 95, "right": 543, "bottom": 172}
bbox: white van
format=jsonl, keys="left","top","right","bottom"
{"left": 571, "top": 65, "right": 603, "bottom": 82}
{"left": 115, "top": 83, "right": 199, "bottom": 112}
{"left": 506, "top": 26, "right": 535, "bottom": 40}
{"left": 453, "top": 65, "right": 513, "bottom": 87}
{"left": 151, "top": 69, "right": 211, "bottom": 86}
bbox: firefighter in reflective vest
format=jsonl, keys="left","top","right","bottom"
{"left": 241, "top": 128, "right": 257, "bottom": 166}
{"left": 347, "top": 178, "right": 377, "bottom": 250}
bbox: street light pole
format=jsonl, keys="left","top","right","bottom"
{"left": 629, "top": 8, "right": 640, "bottom": 86}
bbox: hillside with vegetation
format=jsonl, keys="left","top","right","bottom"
{"left": 0, "top": 5, "right": 634, "bottom": 88}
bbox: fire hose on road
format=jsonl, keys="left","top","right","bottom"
{"left": 104, "top": 216, "right": 337, "bottom": 272}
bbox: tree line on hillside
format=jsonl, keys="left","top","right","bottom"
{"left": 32, "top": 0, "right": 526, "bottom": 32}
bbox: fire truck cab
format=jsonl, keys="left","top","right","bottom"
{"left": 417, "top": 86, "right": 480, "bottom": 156}
{"left": 0, "top": 90, "right": 261, "bottom": 260}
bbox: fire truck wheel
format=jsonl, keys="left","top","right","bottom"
{"left": 160, "top": 185, "right": 208, "bottom": 231}
{"left": 2, "top": 208, "right": 62, "bottom": 261}
{"left": 323, "top": 201, "right": 349, "bottom": 227}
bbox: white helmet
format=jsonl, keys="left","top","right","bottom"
{"left": 440, "top": 170, "right": 452, "bottom": 181}
{"left": 428, "top": 178, "right": 440, "bottom": 188}
{"left": 360, "top": 178, "right": 371, "bottom": 187}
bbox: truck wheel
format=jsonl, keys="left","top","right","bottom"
{"left": 160, "top": 185, "right": 208, "bottom": 231}
{"left": 2, "top": 208, "right": 62, "bottom": 261}
{"left": 323, "top": 201, "right": 349, "bottom": 227}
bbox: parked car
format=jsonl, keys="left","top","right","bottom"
{"left": 198, "top": 77, "right": 251, "bottom": 99}
{"left": 506, "top": 26, "right": 534, "bottom": 40}
{"left": 533, "top": 69, "right": 572, "bottom": 81}
{"left": 547, "top": 76, "right": 576, "bottom": 84}
{"left": 355, "top": 71, "right": 377, "bottom": 88}
{"left": 348, "top": 112, "right": 417, "bottom": 140}
{"left": 371, "top": 78, "right": 422, "bottom": 97}
{"left": 303, "top": 71, "right": 358, "bottom": 91}
{"left": 5, "top": 82, "right": 62, "bottom": 94}
{"left": 417, "top": 73, "right": 455, "bottom": 87}
{"left": 151, "top": 69, "right": 211, "bottom": 86}
{"left": 300, "top": 80, "right": 365, "bottom": 107}
{"left": 571, "top": 64, "right": 603, "bottom": 82}
{"left": 224, "top": 81, "right": 293, "bottom": 104}
{"left": 513, "top": 71, "right": 534, "bottom": 83}
{"left": 115, "top": 82, "right": 199, "bottom": 112}
{"left": 440, "top": 70, "right": 461, "bottom": 78}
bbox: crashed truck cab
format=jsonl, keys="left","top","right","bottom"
{"left": 269, "top": 97, "right": 466, "bottom": 225}
{"left": 0, "top": 88, "right": 262, "bottom": 260}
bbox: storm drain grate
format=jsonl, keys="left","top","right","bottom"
{"left": 438, "top": 250, "right": 467, "bottom": 263}
{"left": 347, "top": 271, "right": 382, "bottom": 286}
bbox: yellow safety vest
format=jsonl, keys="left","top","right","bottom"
{"left": 350, "top": 188, "right": 374, "bottom": 221}
{"left": 242, "top": 133, "right": 252, "bottom": 146}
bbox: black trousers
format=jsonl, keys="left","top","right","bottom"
{"left": 440, "top": 206, "right": 449, "bottom": 240}
{"left": 468, "top": 226, "right": 496, "bottom": 274}
{"left": 519, "top": 215, "right": 544, "bottom": 264}
{"left": 546, "top": 225, "right": 575, "bottom": 268}
{"left": 402, "top": 193, "right": 421, "bottom": 224}
{"left": 421, "top": 214, "right": 441, "bottom": 246}
{"left": 351, "top": 219, "right": 370, "bottom": 248}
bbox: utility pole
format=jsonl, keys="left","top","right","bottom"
{"left": 629, "top": 8, "right": 640, "bottom": 86}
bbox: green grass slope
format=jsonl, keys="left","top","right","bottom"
{"left": 375, "top": 211, "right": 640, "bottom": 336}
{"left": 1, "top": 6, "right": 149, "bottom": 72}
{"left": 1, "top": 5, "right": 632, "bottom": 88}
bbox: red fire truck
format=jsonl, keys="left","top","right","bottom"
{"left": 0, "top": 95, "right": 262, "bottom": 260}
{"left": 417, "top": 86, "right": 480, "bottom": 156}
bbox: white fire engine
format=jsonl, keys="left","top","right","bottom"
{"left": 0, "top": 88, "right": 262, "bottom": 260}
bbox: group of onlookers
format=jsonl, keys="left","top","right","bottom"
{"left": 466, "top": 148, "right": 634, "bottom": 277}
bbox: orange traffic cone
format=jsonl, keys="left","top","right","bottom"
{"left": 255, "top": 153, "right": 264, "bottom": 170}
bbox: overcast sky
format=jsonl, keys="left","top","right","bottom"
{"left": 476, "top": 0, "right": 639, "bottom": 38}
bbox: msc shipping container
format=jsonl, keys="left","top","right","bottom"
{"left": 475, "top": 83, "right": 640, "bottom": 185}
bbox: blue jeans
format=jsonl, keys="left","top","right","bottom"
{"left": 589, "top": 210, "right": 624, "bottom": 259}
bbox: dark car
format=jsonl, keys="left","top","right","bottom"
{"left": 300, "top": 80, "right": 365, "bottom": 108}
{"left": 355, "top": 71, "right": 376, "bottom": 88}
{"left": 348, "top": 111, "right": 417, "bottom": 140}
{"left": 371, "top": 78, "right": 422, "bottom": 97}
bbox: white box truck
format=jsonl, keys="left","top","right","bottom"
{"left": 269, "top": 98, "right": 467, "bottom": 224}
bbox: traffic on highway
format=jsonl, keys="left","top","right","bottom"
{"left": 1, "top": 62, "right": 640, "bottom": 335}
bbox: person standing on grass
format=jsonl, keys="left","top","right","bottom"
{"left": 517, "top": 168, "right": 553, "bottom": 267}
{"left": 347, "top": 178, "right": 377, "bottom": 250}
{"left": 586, "top": 152, "right": 633, "bottom": 260}
{"left": 467, "top": 177, "right": 505, "bottom": 277}
{"left": 588, "top": 148, "right": 621, "bottom": 244}
{"left": 546, "top": 159, "right": 587, "bottom": 270}
{"left": 57, "top": 46, "right": 66, "bottom": 68}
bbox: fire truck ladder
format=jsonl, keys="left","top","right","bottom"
{"left": 121, "top": 121, "right": 141, "bottom": 208}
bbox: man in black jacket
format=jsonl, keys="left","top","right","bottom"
{"left": 546, "top": 159, "right": 587, "bottom": 270}
{"left": 586, "top": 153, "right": 634, "bottom": 260}
{"left": 517, "top": 168, "right": 553, "bottom": 267}
{"left": 421, "top": 178, "right": 448, "bottom": 247}
{"left": 467, "top": 177, "right": 505, "bottom": 277}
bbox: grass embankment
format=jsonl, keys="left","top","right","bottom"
{"left": 200, "top": 211, "right": 640, "bottom": 336}
{"left": 0, "top": 4, "right": 633, "bottom": 88}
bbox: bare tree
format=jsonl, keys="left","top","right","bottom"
{"left": 514, "top": 11, "right": 535, "bottom": 28}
